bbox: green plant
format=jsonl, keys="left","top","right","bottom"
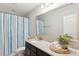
{"left": 58, "top": 34, "right": 73, "bottom": 45}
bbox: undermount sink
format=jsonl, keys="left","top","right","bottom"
{"left": 30, "top": 40, "right": 40, "bottom": 43}
{"left": 31, "top": 40, "right": 46, "bottom": 44}
{"left": 30, "top": 40, "right": 41, "bottom": 45}
{"left": 30, "top": 40, "right": 50, "bottom": 46}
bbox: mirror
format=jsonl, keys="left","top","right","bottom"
{"left": 36, "top": 3, "right": 79, "bottom": 41}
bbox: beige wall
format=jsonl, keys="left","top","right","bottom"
{"left": 76, "top": 4, "right": 79, "bottom": 41}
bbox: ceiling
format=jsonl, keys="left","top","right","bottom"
{"left": 0, "top": 3, "right": 40, "bottom": 17}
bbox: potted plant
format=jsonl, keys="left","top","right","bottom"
{"left": 58, "top": 34, "right": 73, "bottom": 49}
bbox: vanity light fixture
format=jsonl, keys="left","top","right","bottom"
{"left": 45, "top": 3, "right": 51, "bottom": 7}
{"left": 41, "top": 3, "right": 45, "bottom": 9}
{"left": 41, "top": 3, "right": 53, "bottom": 9}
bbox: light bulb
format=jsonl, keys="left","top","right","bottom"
{"left": 41, "top": 3, "right": 45, "bottom": 9}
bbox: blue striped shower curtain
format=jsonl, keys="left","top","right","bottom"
{"left": 0, "top": 13, "right": 29, "bottom": 56}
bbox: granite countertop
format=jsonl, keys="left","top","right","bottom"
{"left": 25, "top": 39, "right": 79, "bottom": 56}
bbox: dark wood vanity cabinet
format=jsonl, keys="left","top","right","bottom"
{"left": 25, "top": 41, "right": 50, "bottom": 56}
{"left": 37, "top": 49, "right": 50, "bottom": 56}
{"left": 25, "top": 47, "right": 31, "bottom": 56}
{"left": 25, "top": 42, "right": 36, "bottom": 56}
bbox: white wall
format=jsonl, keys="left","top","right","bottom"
{"left": 38, "top": 4, "right": 77, "bottom": 40}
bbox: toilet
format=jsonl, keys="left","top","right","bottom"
{"left": 10, "top": 47, "right": 25, "bottom": 56}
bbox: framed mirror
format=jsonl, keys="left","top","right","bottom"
{"left": 35, "top": 3, "right": 79, "bottom": 41}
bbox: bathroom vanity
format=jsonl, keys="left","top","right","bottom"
{"left": 25, "top": 39, "right": 79, "bottom": 56}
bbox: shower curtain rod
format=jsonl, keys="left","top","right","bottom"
{"left": 0, "top": 11, "right": 16, "bottom": 15}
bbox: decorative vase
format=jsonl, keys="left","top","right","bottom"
{"left": 60, "top": 44, "right": 68, "bottom": 49}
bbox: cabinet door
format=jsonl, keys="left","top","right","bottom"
{"left": 30, "top": 50, "right": 36, "bottom": 56}
{"left": 25, "top": 47, "right": 31, "bottom": 56}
